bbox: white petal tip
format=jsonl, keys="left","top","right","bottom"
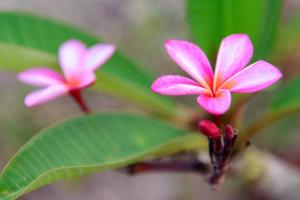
{"left": 24, "top": 98, "right": 35, "bottom": 107}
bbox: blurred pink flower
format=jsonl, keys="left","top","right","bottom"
{"left": 151, "top": 34, "right": 282, "bottom": 115}
{"left": 18, "top": 39, "right": 115, "bottom": 107}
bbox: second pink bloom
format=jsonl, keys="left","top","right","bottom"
{"left": 18, "top": 39, "right": 115, "bottom": 107}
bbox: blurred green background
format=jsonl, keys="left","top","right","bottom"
{"left": 1, "top": 0, "right": 300, "bottom": 199}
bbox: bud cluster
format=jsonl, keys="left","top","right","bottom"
{"left": 198, "top": 120, "right": 238, "bottom": 185}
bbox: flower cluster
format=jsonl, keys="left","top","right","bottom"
{"left": 198, "top": 119, "right": 238, "bottom": 184}
{"left": 18, "top": 34, "right": 282, "bottom": 117}
{"left": 16, "top": 34, "right": 284, "bottom": 185}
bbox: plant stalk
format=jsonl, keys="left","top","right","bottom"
{"left": 70, "top": 89, "right": 90, "bottom": 114}
{"left": 128, "top": 160, "right": 209, "bottom": 174}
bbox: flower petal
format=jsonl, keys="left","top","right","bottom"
{"left": 214, "top": 34, "right": 253, "bottom": 90}
{"left": 67, "top": 70, "right": 96, "bottom": 90}
{"left": 84, "top": 44, "right": 115, "bottom": 71}
{"left": 59, "top": 39, "right": 86, "bottom": 80}
{"left": 221, "top": 60, "right": 282, "bottom": 93}
{"left": 151, "top": 75, "right": 207, "bottom": 95}
{"left": 197, "top": 90, "right": 231, "bottom": 115}
{"left": 17, "top": 67, "right": 64, "bottom": 86}
{"left": 165, "top": 40, "right": 213, "bottom": 89}
{"left": 24, "top": 84, "right": 68, "bottom": 107}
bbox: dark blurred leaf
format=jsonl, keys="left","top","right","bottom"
{"left": 0, "top": 113, "right": 205, "bottom": 200}
{"left": 236, "top": 78, "right": 300, "bottom": 149}
{"left": 186, "top": 0, "right": 282, "bottom": 61}
{"left": 255, "top": 0, "right": 282, "bottom": 59}
{"left": 0, "top": 12, "right": 178, "bottom": 117}
{"left": 272, "top": 12, "right": 300, "bottom": 60}
{"left": 271, "top": 77, "right": 300, "bottom": 114}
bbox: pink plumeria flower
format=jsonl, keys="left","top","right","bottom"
{"left": 18, "top": 39, "right": 115, "bottom": 107}
{"left": 151, "top": 34, "right": 282, "bottom": 115}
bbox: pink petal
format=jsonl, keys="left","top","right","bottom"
{"left": 197, "top": 90, "right": 231, "bottom": 115}
{"left": 220, "top": 60, "right": 282, "bottom": 93}
{"left": 78, "top": 71, "right": 96, "bottom": 88}
{"left": 151, "top": 75, "right": 208, "bottom": 96}
{"left": 67, "top": 70, "right": 96, "bottom": 90}
{"left": 24, "top": 84, "right": 68, "bottom": 107}
{"left": 18, "top": 67, "right": 64, "bottom": 86}
{"left": 84, "top": 44, "right": 115, "bottom": 71}
{"left": 59, "top": 39, "right": 86, "bottom": 80}
{"left": 214, "top": 34, "right": 253, "bottom": 90}
{"left": 165, "top": 40, "right": 213, "bottom": 89}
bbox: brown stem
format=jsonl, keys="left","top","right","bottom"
{"left": 128, "top": 161, "right": 209, "bottom": 175}
{"left": 209, "top": 164, "right": 230, "bottom": 185}
{"left": 69, "top": 89, "right": 90, "bottom": 114}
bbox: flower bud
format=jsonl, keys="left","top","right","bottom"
{"left": 198, "top": 120, "right": 221, "bottom": 139}
{"left": 225, "top": 125, "right": 235, "bottom": 139}
{"left": 224, "top": 124, "right": 237, "bottom": 151}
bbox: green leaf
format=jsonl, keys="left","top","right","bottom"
{"left": 0, "top": 113, "right": 205, "bottom": 200}
{"left": 236, "top": 77, "right": 300, "bottom": 150}
{"left": 271, "top": 12, "right": 300, "bottom": 60}
{"left": 186, "top": 0, "right": 282, "bottom": 60}
{"left": 271, "top": 77, "right": 300, "bottom": 114}
{"left": 0, "top": 12, "right": 178, "bottom": 117}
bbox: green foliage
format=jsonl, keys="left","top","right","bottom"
{"left": 271, "top": 77, "right": 300, "bottom": 114}
{"left": 272, "top": 12, "right": 300, "bottom": 60}
{"left": 0, "top": 44, "right": 57, "bottom": 70}
{"left": 186, "top": 0, "right": 282, "bottom": 61}
{"left": 0, "top": 12, "right": 177, "bottom": 117}
{"left": 0, "top": 113, "right": 205, "bottom": 200}
{"left": 237, "top": 77, "right": 300, "bottom": 149}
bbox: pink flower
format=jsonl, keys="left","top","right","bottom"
{"left": 18, "top": 39, "right": 115, "bottom": 107}
{"left": 151, "top": 34, "right": 282, "bottom": 115}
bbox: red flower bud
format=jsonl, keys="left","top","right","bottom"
{"left": 224, "top": 124, "right": 237, "bottom": 151}
{"left": 198, "top": 120, "right": 221, "bottom": 138}
{"left": 225, "top": 125, "right": 235, "bottom": 139}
